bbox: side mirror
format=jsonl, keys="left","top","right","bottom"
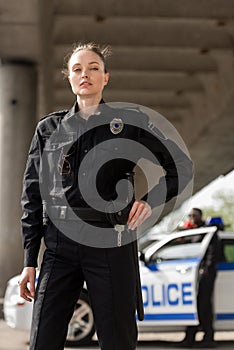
{"left": 139, "top": 251, "right": 146, "bottom": 263}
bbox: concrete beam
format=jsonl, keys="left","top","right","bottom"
{"left": 54, "top": 69, "right": 203, "bottom": 92}
{"left": 182, "top": 51, "right": 234, "bottom": 145}
{"left": 190, "top": 96, "right": 234, "bottom": 193}
{"left": 0, "top": 0, "right": 37, "bottom": 23}
{"left": 0, "top": 24, "right": 39, "bottom": 60}
{"left": 108, "top": 71, "right": 203, "bottom": 91}
{"left": 103, "top": 89, "right": 194, "bottom": 108}
{"left": 54, "top": 16, "right": 233, "bottom": 48}
{"left": 54, "top": 88, "right": 192, "bottom": 108}
{"left": 183, "top": 50, "right": 234, "bottom": 191}
{"left": 53, "top": 46, "right": 218, "bottom": 72}
{"left": 0, "top": 0, "right": 39, "bottom": 60}
{"left": 55, "top": 0, "right": 234, "bottom": 19}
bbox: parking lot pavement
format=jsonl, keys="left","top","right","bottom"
{"left": 135, "top": 332, "right": 234, "bottom": 349}
{"left": 0, "top": 320, "right": 28, "bottom": 350}
{"left": 1, "top": 320, "right": 234, "bottom": 350}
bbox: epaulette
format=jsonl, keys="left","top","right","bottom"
{"left": 39, "top": 109, "right": 69, "bottom": 121}
{"left": 124, "top": 106, "right": 142, "bottom": 113}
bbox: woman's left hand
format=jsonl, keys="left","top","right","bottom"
{"left": 127, "top": 200, "right": 152, "bottom": 230}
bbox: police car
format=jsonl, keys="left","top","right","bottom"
{"left": 4, "top": 225, "right": 234, "bottom": 346}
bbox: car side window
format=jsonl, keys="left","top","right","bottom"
{"left": 150, "top": 234, "right": 205, "bottom": 263}
{"left": 222, "top": 239, "right": 234, "bottom": 262}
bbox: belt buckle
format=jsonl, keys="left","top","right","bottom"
{"left": 59, "top": 206, "right": 67, "bottom": 219}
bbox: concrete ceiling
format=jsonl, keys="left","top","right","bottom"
{"left": 1, "top": 0, "right": 234, "bottom": 194}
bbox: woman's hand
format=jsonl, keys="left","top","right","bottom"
{"left": 127, "top": 200, "right": 152, "bottom": 230}
{"left": 18, "top": 267, "right": 36, "bottom": 302}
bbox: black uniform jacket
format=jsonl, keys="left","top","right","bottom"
{"left": 21, "top": 101, "right": 193, "bottom": 267}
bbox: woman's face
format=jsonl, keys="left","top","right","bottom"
{"left": 68, "top": 50, "right": 109, "bottom": 98}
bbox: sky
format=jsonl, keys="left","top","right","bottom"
{"left": 186, "top": 169, "right": 234, "bottom": 211}
{"left": 150, "top": 169, "right": 234, "bottom": 233}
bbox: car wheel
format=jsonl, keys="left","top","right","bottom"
{"left": 65, "top": 291, "right": 95, "bottom": 347}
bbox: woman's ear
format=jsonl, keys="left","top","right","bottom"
{"left": 104, "top": 72, "right": 110, "bottom": 86}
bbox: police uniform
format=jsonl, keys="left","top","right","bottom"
{"left": 21, "top": 101, "right": 193, "bottom": 350}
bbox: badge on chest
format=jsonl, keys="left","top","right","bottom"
{"left": 110, "top": 118, "right": 124, "bottom": 134}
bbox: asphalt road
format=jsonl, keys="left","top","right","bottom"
{"left": 1, "top": 320, "right": 234, "bottom": 350}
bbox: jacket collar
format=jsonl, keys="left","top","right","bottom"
{"left": 64, "top": 98, "right": 106, "bottom": 120}
{"left": 64, "top": 98, "right": 112, "bottom": 120}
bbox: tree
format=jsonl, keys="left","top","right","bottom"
{"left": 202, "top": 190, "right": 234, "bottom": 231}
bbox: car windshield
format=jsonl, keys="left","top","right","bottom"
{"left": 138, "top": 238, "right": 159, "bottom": 252}
{"left": 153, "top": 243, "right": 201, "bottom": 262}
{"left": 150, "top": 234, "right": 204, "bottom": 263}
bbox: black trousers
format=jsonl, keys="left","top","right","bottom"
{"left": 29, "top": 225, "right": 138, "bottom": 350}
{"left": 185, "top": 270, "right": 217, "bottom": 341}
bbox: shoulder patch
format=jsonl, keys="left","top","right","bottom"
{"left": 148, "top": 121, "right": 167, "bottom": 140}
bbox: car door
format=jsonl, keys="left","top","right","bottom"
{"left": 214, "top": 233, "right": 234, "bottom": 330}
{"left": 139, "top": 226, "right": 217, "bottom": 327}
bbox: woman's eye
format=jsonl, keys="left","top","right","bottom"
{"left": 74, "top": 68, "right": 81, "bottom": 72}
{"left": 90, "top": 67, "right": 99, "bottom": 71}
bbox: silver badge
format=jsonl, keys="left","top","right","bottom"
{"left": 110, "top": 118, "right": 124, "bottom": 134}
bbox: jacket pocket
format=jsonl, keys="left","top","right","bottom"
{"left": 42, "top": 132, "right": 77, "bottom": 195}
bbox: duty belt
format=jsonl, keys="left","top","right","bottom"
{"left": 47, "top": 205, "right": 108, "bottom": 222}
{"left": 47, "top": 205, "right": 130, "bottom": 247}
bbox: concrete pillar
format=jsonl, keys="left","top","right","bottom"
{"left": 0, "top": 61, "right": 37, "bottom": 296}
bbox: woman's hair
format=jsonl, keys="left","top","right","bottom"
{"left": 62, "top": 42, "right": 112, "bottom": 77}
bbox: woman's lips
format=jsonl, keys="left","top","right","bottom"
{"left": 80, "top": 81, "right": 91, "bottom": 87}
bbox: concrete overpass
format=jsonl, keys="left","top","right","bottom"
{"left": 0, "top": 0, "right": 234, "bottom": 295}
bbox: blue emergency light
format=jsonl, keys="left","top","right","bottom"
{"left": 205, "top": 216, "right": 225, "bottom": 230}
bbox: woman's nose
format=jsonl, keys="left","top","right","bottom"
{"left": 81, "top": 70, "right": 88, "bottom": 78}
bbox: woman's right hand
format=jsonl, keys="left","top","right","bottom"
{"left": 18, "top": 267, "right": 36, "bottom": 302}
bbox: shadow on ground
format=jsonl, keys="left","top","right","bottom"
{"left": 67, "top": 339, "right": 234, "bottom": 349}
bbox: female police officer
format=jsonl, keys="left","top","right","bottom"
{"left": 18, "top": 42, "right": 193, "bottom": 350}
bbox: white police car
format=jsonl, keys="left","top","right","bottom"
{"left": 4, "top": 226, "right": 234, "bottom": 346}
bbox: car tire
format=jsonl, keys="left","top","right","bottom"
{"left": 65, "top": 291, "right": 95, "bottom": 347}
